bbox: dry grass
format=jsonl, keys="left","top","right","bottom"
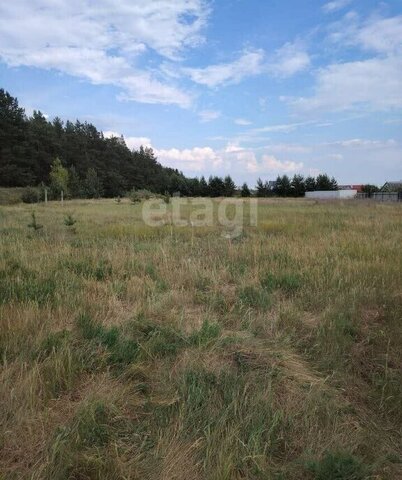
{"left": 0, "top": 197, "right": 401, "bottom": 479}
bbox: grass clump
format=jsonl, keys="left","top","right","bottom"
{"left": 76, "top": 313, "right": 139, "bottom": 367}
{"left": 260, "top": 271, "right": 302, "bottom": 294}
{"left": 63, "top": 257, "right": 113, "bottom": 280}
{"left": 238, "top": 285, "right": 271, "bottom": 309}
{"left": 130, "top": 317, "right": 186, "bottom": 359}
{"left": 189, "top": 319, "right": 221, "bottom": 346}
{"left": 37, "top": 329, "right": 71, "bottom": 360}
{"left": 47, "top": 400, "right": 116, "bottom": 480}
{"left": 306, "top": 451, "right": 370, "bottom": 480}
{"left": 0, "top": 274, "right": 56, "bottom": 305}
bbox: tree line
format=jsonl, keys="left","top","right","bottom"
{"left": 1, "top": 88, "right": 341, "bottom": 199}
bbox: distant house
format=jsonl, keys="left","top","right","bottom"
{"left": 338, "top": 184, "right": 364, "bottom": 192}
{"left": 381, "top": 181, "right": 402, "bottom": 192}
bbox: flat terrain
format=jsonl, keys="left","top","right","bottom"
{"left": 0, "top": 198, "right": 401, "bottom": 479}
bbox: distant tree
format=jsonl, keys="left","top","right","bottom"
{"left": 256, "top": 178, "right": 268, "bottom": 197}
{"left": 199, "top": 176, "right": 209, "bottom": 196}
{"left": 241, "top": 182, "right": 251, "bottom": 197}
{"left": 304, "top": 176, "right": 316, "bottom": 192}
{"left": 316, "top": 174, "right": 334, "bottom": 191}
{"left": 208, "top": 176, "right": 225, "bottom": 197}
{"left": 223, "top": 175, "right": 236, "bottom": 197}
{"left": 68, "top": 165, "right": 82, "bottom": 198}
{"left": 330, "top": 176, "right": 338, "bottom": 191}
{"left": 291, "top": 174, "right": 306, "bottom": 197}
{"left": 49, "top": 157, "right": 69, "bottom": 198}
{"left": 83, "top": 168, "right": 104, "bottom": 198}
{"left": 274, "top": 175, "right": 291, "bottom": 196}
{"left": 0, "top": 88, "right": 33, "bottom": 186}
{"left": 361, "top": 184, "right": 379, "bottom": 196}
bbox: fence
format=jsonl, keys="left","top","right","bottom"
{"left": 357, "top": 192, "right": 402, "bottom": 202}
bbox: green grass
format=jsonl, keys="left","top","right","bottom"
{"left": 0, "top": 197, "right": 401, "bottom": 479}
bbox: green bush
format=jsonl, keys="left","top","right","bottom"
{"left": 22, "top": 187, "right": 40, "bottom": 203}
{"left": 129, "top": 188, "right": 154, "bottom": 203}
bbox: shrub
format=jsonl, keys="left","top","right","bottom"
{"left": 22, "top": 187, "right": 40, "bottom": 203}
{"left": 129, "top": 188, "right": 154, "bottom": 203}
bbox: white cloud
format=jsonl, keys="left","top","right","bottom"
{"left": 198, "top": 110, "right": 221, "bottom": 122}
{"left": 352, "top": 16, "right": 402, "bottom": 54}
{"left": 184, "top": 49, "right": 264, "bottom": 87}
{"left": 327, "top": 139, "right": 398, "bottom": 149}
{"left": 323, "top": 0, "right": 352, "bottom": 14}
{"left": 251, "top": 122, "right": 311, "bottom": 134}
{"left": 265, "top": 144, "right": 311, "bottom": 154}
{"left": 288, "top": 56, "right": 402, "bottom": 112}
{"left": 104, "top": 131, "right": 152, "bottom": 150}
{"left": 234, "top": 118, "right": 252, "bottom": 126}
{"left": 261, "top": 155, "right": 304, "bottom": 173}
{"left": 294, "top": 14, "right": 402, "bottom": 112}
{"left": 328, "top": 14, "right": 402, "bottom": 55}
{"left": 245, "top": 154, "right": 303, "bottom": 174}
{"left": 155, "top": 147, "right": 223, "bottom": 172}
{"left": 269, "top": 43, "right": 310, "bottom": 77}
{"left": 0, "top": 0, "right": 209, "bottom": 107}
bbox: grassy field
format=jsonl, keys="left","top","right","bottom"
{"left": 0, "top": 198, "right": 401, "bottom": 479}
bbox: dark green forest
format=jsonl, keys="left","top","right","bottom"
{"left": 1, "top": 89, "right": 341, "bottom": 199}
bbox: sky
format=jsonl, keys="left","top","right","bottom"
{"left": 1, "top": 0, "right": 402, "bottom": 186}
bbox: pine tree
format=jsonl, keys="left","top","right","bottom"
{"left": 274, "top": 175, "right": 291, "bottom": 196}
{"left": 241, "top": 183, "right": 251, "bottom": 197}
{"left": 256, "top": 178, "right": 267, "bottom": 197}
{"left": 208, "top": 176, "right": 225, "bottom": 197}
{"left": 291, "top": 174, "right": 306, "bottom": 197}
{"left": 305, "top": 176, "right": 316, "bottom": 192}
{"left": 199, "top": 176, "right": 209, "bottom": 196}
{"left": 316, "top": 174, "right": 333, "bottom": 191}
{"left": 83, "top": 168, "right": 104, "bottom": 198}
{"left": 224, "top": 175, "right": 236, "bottom": 197}
{"left": 68, "top": 165, "right": 82, "bottom": 198}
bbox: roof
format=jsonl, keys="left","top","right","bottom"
{"left": 381, "top": 181, "right": 402, "bottom": 192}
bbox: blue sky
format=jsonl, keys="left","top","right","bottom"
{"left": 1, "top": 0, "right": 401, "bottom": 185}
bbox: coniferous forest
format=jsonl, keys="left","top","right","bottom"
{"left": 1, "top": 88, "right": 340, "bottom": 199}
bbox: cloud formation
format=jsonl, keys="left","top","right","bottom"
{"left": 183, "top": 49, "right": 265, "bottom": 87}
{"left": 0, "top": 0, "right": 209, "bottom": 106}
{"left": 322, "top": 0, "right": 352, "bottom": 14}
{"left": 287, "top": 15, "right": 402, "bottom": 112}
{"left": 269, "top": 43, "right": 310, "bottom": 77}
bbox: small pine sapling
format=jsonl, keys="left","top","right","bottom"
{"left": 28, "top": 212, "right": 43, "bottom": 231}
{"left": 64, "top": 213, "right": 77, "bottom": 227}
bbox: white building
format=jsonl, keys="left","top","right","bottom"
{"left": 305, "top": 190, "right": 357, "bottom": 200}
